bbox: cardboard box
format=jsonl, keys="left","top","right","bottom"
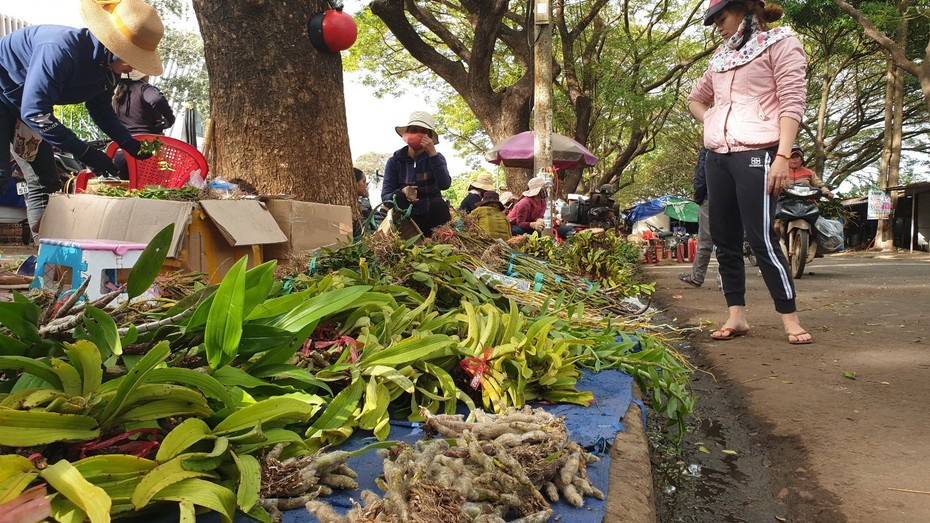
{"left": 264, "top": 199, "right": 353, "bottom": 261}
{"left": 38, "top": 194, "right": 287, "bottom": 283}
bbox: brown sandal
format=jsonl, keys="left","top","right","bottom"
{"left": 710, "top": 327, "right": 750, "bottom": 341}
{"left": 787, "top": 331, "right": 813, "bottom": 345}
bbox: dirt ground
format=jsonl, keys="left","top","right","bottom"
{"left": 644, "top": 250, "right": 930, "bottom": 523}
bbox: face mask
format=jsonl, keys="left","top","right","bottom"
{"left": 404, "top": 132, "right": 426, "bottom": 150}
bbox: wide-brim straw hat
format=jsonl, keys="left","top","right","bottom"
{"left": 470, "top": 173, "right": 495, "bottom": 192}
{"left": 499, "top": 191, "right": 515, "bottom": 207}
{"left": 395, "top": 111, "right": 439, "bottom": 144}
{"left": 80, "top": 0, "right": 165, "bottom": 76}
{"left": 522, "top": 177, "right": 547, "bottom": 198}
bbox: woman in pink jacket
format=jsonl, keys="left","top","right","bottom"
{"left": 688, "top": 0, "right": 812, "bottom": 345}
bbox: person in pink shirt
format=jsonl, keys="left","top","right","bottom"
{"left": 688, "top": 0, "right": 812, "bottom": 345}
{"left": 508, "top": 177, "right": 548, "bottom": 235}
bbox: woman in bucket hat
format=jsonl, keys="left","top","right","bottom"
{"left": 0, "top": 0, "right": 165, "bottom": 240}
{"left": 688, "top": 0, "right": 812, "bottom": 344}
{"left": 381, "top": 111, "right": 452, "bottom": 237}
{"left": 508, "top": 177, "right": 574, "bottom": 239}
{"left": 458, "top": 172, "right": 495, "bottom": 213}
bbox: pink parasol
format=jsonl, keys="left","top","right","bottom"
{"left": 485, "top": 131, "right": 599, "bottom": 170}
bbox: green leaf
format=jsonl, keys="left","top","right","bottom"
{"left": 0, "top": 455, "right": 37, "bottom": 504}
{"left": 0, "top": 334, "right": 29, "bottom": 356}
{"left": 306, "top": 369, "right": 363, "bottom": 439}
{"left": 131, "top": 457, "right": 216, "bottom": 509}
{"left": 40, "top": 460, "right": 111, "bottom": 523}
{"left": 0, "top": 302, "right": 41, "bottom": 342}
{"left": 0, "top": 410, "right": 99, "bottom": 446}
{"left": 0, "top": 356, "right": 61, "bottom": 390}
{"left": 145, "top": 367, "right": 235, "bottom": 409}
{"left": 241, "top": 260, "right": 276, "bottom": 318}
{"left": 157, "top": 418, "right": 214, "bottom": 463}
{"left": 237, "top": 324, "right": 296, "bottom": 355}
{"left": 150, "top": 478, "right": 236, "bottom": 523}
{"left": 232, "top": 452, "right": 261, "bottom": 513}
{"left": 127, "top": 223, "right": 174, "bottom": 299}
{"left": 64, "top": 341, "right": 104, "bottom": 397}
{"left": 51, "top": 359, "right": 83, "bottom": 397}
{"left": 81, "top": 307, "right": 122, "bottom": 360}
{"left": 842, "top": 370, "right": 857, "bottom": 380}
{"left": 358, "top": 334, "right": 454, "bottom": 367}
{"left": 205, "top": 256, "right": 248, "bottom": 369}
{"left": 271, "top": 286, "right": 371, "bottom": 332}
{"left": 212, "top": 397, "right": 318, "bottom": 435}
{"left": 97, "top": 341, "right": 170, "bottom": 426}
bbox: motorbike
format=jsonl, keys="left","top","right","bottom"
{"left": 560, "top": 184, "right": 625, "bottom": 233}
{"left": 774, "top": 183, "right": 832, "bottom": 279}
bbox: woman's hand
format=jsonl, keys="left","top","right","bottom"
{"left": 402, "top": 185, "right": 419, "bottom": 202}
{"left": 420, "top": 135, "right": 437, "bottom": 157}
{"left": 768, "top": 156, "right": 789, "bottom": 195}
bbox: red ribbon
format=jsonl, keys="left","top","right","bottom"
{"left": 75, "top": 428, "right": 159, "bottom": 459}
{"left": 460, "top": 346, "right": 494, "bottom": 390}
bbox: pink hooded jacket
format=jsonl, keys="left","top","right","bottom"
{"left": 688, "top": 36, "right": 807, "bottom": 153}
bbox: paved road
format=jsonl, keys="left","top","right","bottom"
{"left": 644, "top": 250, "right": 930, "bottom": 523}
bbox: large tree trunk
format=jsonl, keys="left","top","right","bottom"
{"left": 874, "top": 8, "right": 908, "bottom": 252}
{"left": 190, "top": 0, "right": 356, "bottom": 209}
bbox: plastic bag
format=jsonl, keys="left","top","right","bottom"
{"left": 815, "top": 216, "right": 843, "bottom": 252}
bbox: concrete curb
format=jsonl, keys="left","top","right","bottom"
{"left": 605, "top": 384, "right": 656, "bottom": 523}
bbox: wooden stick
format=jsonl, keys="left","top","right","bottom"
{"left": 888, "top": 488, "right": 930, "bottom": 495}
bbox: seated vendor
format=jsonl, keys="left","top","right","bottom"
{"left": 470, "top": 191, "right": 511, "bottom": 240}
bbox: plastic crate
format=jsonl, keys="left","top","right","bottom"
{"left": 0, "top": 222, "right": 29, "bottom": 245}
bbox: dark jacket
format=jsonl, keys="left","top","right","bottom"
{"left": 381, "top": 146, "right": 452, "bottom": 220}
{"left": 112, "top": 80, "right": 175, "bottom": 134}
{"left": 0, "top": 25, "right": 133, "bottom": 154}
{"left": 693, "top": 147, "right": 708, "bottom": 204}
{"left": 459, "top": 191, "right": 481, "bottom": 213}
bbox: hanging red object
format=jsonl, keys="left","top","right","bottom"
{"left": 308, "top": 9, "right": 358, "bottom": 52}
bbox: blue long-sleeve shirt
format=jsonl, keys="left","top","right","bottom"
{"left": 381, "top": 146, "right": 451, "bottom": 218}
{"left": 0, "top": 25, "right": 133, "bottom": 155}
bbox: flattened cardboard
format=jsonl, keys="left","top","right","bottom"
{"left": 199, "top": 200, "right": 287, "bottom": 246}
{"left": 264, "top": 199, "right": 353, "bottom": 260}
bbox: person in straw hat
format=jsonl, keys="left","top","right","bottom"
{"left": 0, "top": 0, "right": 165, "bottom": 240}
{"left": 381, "top": 110, "right": 452, "bottom": 237}
{"left": 508, "top": 176, "right": 575, "bottom": 239}
{"left": 458, "top": 172, "right": 495, "bottom": 213}
{"left": 469, "top": 191, "right": 511, "bottom": 241}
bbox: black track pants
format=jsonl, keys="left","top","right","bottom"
{"left": 705, "top": 149, "right": 797, "bottom": 314}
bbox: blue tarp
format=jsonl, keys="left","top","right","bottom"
{"left": 145, "top": 370, "right": 637, "bottom": 523}
{"left": 627, "top": 194, "right": 699, "bottom": 223}
{"left": 282, "top": 369, "right": 634, "bottom": 523}
{"left": 627, "top": 197, "right": 666, "bottom": 223}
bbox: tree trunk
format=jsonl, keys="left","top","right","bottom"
{"left": 190, "top": 0, "right": 356, "bottom": 210}
{"left": 874, "top": 11, "right": 907, "bottom": 252}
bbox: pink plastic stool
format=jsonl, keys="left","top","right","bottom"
{"left": 31, "top": 239, "right": 152, "bottom": 301}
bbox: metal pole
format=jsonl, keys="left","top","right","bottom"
{"left": 910, "top": 190, "right": 915, "bottom": 253}
{"left": 533, "top": 0, "right": 553, "bottom": 175}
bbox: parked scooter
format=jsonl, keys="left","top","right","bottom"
{"left": 774, "top": 183, "right": 832, "bottom": 279}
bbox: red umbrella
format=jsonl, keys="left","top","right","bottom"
{"left": 485, "top": 131, "right": 598, "bottom": 170}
